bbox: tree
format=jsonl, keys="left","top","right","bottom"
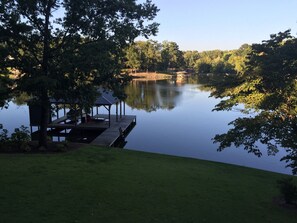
{"left": 0, "top": 69, "right": 12, "bottom": 108}
{"left": 186, "top": 49, "right": 236, "bottom": 74}
{"left": 194, "top": 61, "right": 211, "bottom": 74}
{"left": 228, "top": 44, "right": 251, "bottom": 74}
{"left": 125, "top": 44, "right": 142, "bottom": 73}
{"left": 138, "top": 40, "right": 161, "bottom": 72}
{"left": 125, "top": 40, "right": 186, "bottom": 72}
{"left": 0, "top": 40, "right": 12, "bottom": 108}
{"left": 160, "top": 41, "right": 184, "bottom": 71}
{"left": 211, "top": 61, "right": 226, "bottom": 74}
{"left": 183, "top": 50, "right": 200, "bottom": 69}
{"left": 211, "top": 30, "right": 297, "bottom": 174}
{"left": 0, "top": 0, "right": 159, "bottom": 148}
{"left": 125, "top": 40, "right": 161, "bottom": 72}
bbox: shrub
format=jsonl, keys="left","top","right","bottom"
{"left": 10, "top": 125, "right": 31, "bottom": 151}
{"left": 0, "top": 125, "right": 31, "bottom": 152}
{"left": 55, "top": 141, "right": 68, "bottom": 152}
{"left": 0, "top": 124, "right": 9, "bottom": 142}
{"left": 277, "top": 177, "right": 297, "bottom": 205}
{"left": 10, "top": 126, "right": 31, "bottom": 143}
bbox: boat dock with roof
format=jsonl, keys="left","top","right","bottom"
{"left": 29, "top": 88, "right": 136, "bottom": 147}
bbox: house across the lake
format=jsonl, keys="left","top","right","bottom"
{"left": 29, "top": 88, "right": 136, "bottom": 147}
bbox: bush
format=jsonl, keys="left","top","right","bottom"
{"left": 277, "top": 177, "right": 297, "bottom": 205}
{"left": 0, "top": 124, "right": 9, "bottom": 142}
{"left": 0, "top": 125, "right": 31, "bottom": 152}
{"left": 11, "top": 126, "right": 30, "bottom": 143}
{"left": 55, "top": 141, "right": 68, "bottom": 152}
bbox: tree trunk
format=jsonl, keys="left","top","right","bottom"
{"left": 38, "top": 1, "right": 52, "bottom": 149}
{"left": 39, "top": 93, "right": 50, "bottom": 149}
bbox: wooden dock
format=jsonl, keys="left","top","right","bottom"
{"left": 32, "top": 114, "right": 136, "bottom": 146}
{"left": 48, "top": 114, "right": 125, "bottom": 130}
{"left": 90, "top": 115, "right": 136, "bottom": 147}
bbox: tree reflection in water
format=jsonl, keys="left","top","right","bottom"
{"left": 125, "top": 79, "right": 181, "bottom": 112}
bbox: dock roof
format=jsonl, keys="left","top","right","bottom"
{"left": 50, "top": 88, "right": 120, "bottom": 106}
{"left": 94, "top": 88, "right": 120, "bottom": 106}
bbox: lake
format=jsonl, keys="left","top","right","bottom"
{"left": 123, "top": 77, "right": 291, "bottom": 175}
{"left": 0, "top": 77, "right": 292, "bottom": 175}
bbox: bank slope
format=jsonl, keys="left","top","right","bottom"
{"left": 0, "top": 146, "right": 296, "bottom": 223}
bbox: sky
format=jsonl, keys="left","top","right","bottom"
{"left": 139, "top": 0, "right": 297, "bottom": 51}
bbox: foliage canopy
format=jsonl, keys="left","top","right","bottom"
{"left": 0, "top": 0, "right": 159, "bottom": 147}
{"left": 211, "top": 30, "right": 297, "bottom": 174}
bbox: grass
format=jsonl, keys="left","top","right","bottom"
{"left": 0, "top": 146, "right": 296, "bottom": 223}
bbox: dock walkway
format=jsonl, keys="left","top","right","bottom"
{"left": 90, "top": 115, "right": 136, "bottom": 147}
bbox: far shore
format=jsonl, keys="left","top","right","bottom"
{"left": 129, "top": 72, "right": 172, "bottom": 80}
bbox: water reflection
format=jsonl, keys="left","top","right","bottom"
{"left": 124, "top": 77, "right": 292, "bottom": 175}
{"left": 125, "top": 76, "right": 218, "bottom": 112}
{"left": 0, "top": 76, "right": 293, "bottom": 174}
{"left": 125, "top": 79, "right": 182, "bottom": 112}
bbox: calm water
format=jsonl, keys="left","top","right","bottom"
{"left": 0, "top": 78, "right": 292, "bottom": 174}
{"left": 123, "top": 78, "right": 291, "bottom": 175}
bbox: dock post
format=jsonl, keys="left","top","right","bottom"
{"left": 116, "top": 103, "right": 118, "bottom": 122}
{"left": 120, "top": 101, "right": 122, "bottom": 119}
{"left": 124, "top": 102, "right": 126, "bottom": 116}
{"left": 56, "top": 106, "right": 59, "bottom": 119}
{"left": 109, "top": 105, "right": 111, "bottom": 127}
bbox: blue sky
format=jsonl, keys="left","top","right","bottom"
{"left": 141, "top": 0, "right": 297, "bottom": 51}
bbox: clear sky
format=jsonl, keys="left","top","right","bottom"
{"left": 141, "top": 0, "right": 297, "bottom": 51}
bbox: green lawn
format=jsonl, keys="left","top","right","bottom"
{"left": 0, "top": 146, "right": 296, "bottom": 223}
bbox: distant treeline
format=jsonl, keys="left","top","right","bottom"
{"left": 124, "top": 40, "right": 251, "bottom": 74}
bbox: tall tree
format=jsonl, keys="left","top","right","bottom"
{"left": 183, "top": 50, "right": 200, "bottom": 69}
{"left": 211, "top": 30, "right": 297, "bottom": 174}
{"left": 125, "top": 40, "right": 161, "bottom": 72}
{"left": 138, "top": 40, "right": 161, "bottom": 72}
{"left": 0, "top": 74, "right": 11, "bottom": 108}
{"left": 125, "top": 43, "right": 142, "bottom": 73}
{"left": 160, "top": 41, "right": 184, "bottom": 70}
{"left": 194, "top": 61, "right": 212, "bottom": 74}
{"left": 228, "top": 44, "right": 251, "bottom": 74}
{"left": 0, "top": 0, "right": 159, "bottom": 148}
{"left": 0, "top": 40, "right": 12, "bottom": 108}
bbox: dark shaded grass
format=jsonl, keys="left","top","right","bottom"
{"left": 0, "top": 146, "right": 296, "bottom": 222}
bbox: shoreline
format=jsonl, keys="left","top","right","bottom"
{"left": 129, "top": 72, "right": 172, "bottom": 80}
